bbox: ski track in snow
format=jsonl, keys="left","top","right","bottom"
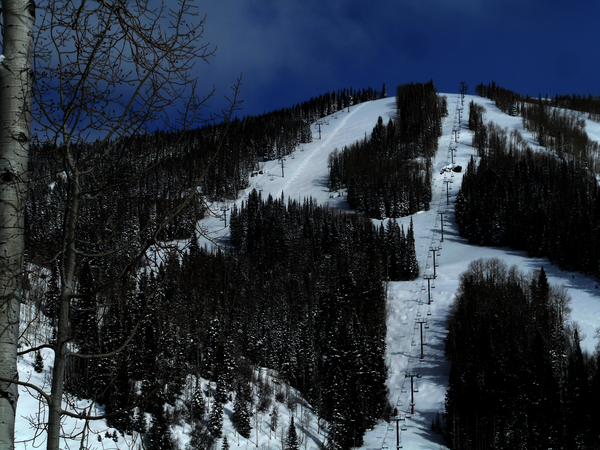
{"left": 282, "top": 102, "right": 367, "bottom": 194}
{"left": 15, "top": 95, "right": 600, "bottom": 450}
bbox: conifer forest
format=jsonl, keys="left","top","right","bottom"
{"left": 9, "top": 75, "right": 600, "bottom": 450}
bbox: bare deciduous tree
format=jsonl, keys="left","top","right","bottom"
{"left": 0, "top": 1, "right": 241, "bottom": 449}
{"left": 0, "top": 1, "right": 35, "bottom": 449}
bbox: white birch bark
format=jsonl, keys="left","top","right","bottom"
{"left": 0, "top": 1, "right": 34, "bottom": 449}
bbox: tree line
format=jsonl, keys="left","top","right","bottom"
{"left": 445, "top": 258, "right": 600, "bottom": 449}
{"left": 474, "top": 82, "right": 600, "bottom": 172}
{"left": 457, "top": 116, "right": 600, "bottom": 278}
{"left": 25, "top": 85, "right": 381, "bottom": 265}
{"left": 476, "top": 81, "right": 600, "bottom": 122}
{"left": 327, "top": 81, "right": 446, "bottom": 219}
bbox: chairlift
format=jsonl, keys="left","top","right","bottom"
{"left": 427, "top": 309, "right": 432, "bottom": 316}
{"left": 397, "top": 399, "right": 403, "bottom": 407}
{"left": 401, "top": 422, "right": 408, "bottom": 431}
{"left": 414, "top": 383, "right": 419, "bottom": 393}
{"left": 401, "top": 386, "right": 408, "bottom": 393}
{"left": 411, "top": 340, "right": 416, "bottom": 347}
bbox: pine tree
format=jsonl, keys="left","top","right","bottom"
{"left": 286, "top": 416, "right": 300, "bottom": 450}
{"left": 538, "top": 126, "right": 546, "bottom": 147}
{"left": 209, "top": 400, "right": 223, "bottom": 438}
{"left": 147, "top": 409, "right": 176, "bottom": 450}
{"left": 186, "top": 421, "right": 215, "bottom": 450}
{"left": 232, "top": 381, "right": 252, "bottom": 438}
{"left": 44, "top": 262, "right": 60, "bottom": 327}
{"left": 222, "top": 435, "right": 230, "bottom": 450}
{"left": 405, "top": 218, "right": 419, "bottom": 279}
{"left": 34, "top": 350, "right": 44, "bottom": 374}
{"left": 566, "top": 328, "right": 590, "bottom": 446}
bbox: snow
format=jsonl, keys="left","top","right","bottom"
{"left": 15, "top": 93, "right": 600, "bottom": 449}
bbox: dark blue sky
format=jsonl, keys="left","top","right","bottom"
{"left": 198, "top": 0, "right": 600, "bottom": 118}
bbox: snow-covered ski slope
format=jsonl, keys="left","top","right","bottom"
{"left": 200, "top": 93, "right": 600, "bottom": 450}
{"left": 15, "top": 94, "right": 600, "bottom": 450}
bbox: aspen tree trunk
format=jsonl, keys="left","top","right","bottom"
{"left": 0, "top": 1, "right": 35, "bottom": 449}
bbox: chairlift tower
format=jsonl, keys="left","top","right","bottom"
{"left": 220, "top": 203, "right": 230, "bottom": 227}
{"left": 415, "top": 318, "right": 429, "bottom": 360}
{"left": 450, "top": 143, "right": 457, "bottom": 164}
{"left": 280, "top": 157, "right": 286, "bottom": 177}
{"left": 423, "top": 274, "right": 435, "bottom": 305}
{"left": 443, "top": 179, "right": 453, "bottom": 205}
{"left": 390, "top": 414, "right": 408, "bottom": 449}
{"left": 405, "top": 371, "right": 422, "bottom": 415}
{"left": 459, "top": 82, "right": 468, "bottom": 105}
{"left": 429, "top": 245, "right": 440, "bottom": 278}
{"left": 438, "top": 211, "right": 446, "bottom": 242}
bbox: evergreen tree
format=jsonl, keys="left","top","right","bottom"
{"left": 566, "top": 328, "right": 590, "bottom": 446}
{"left": 538, "top": 126, "right": 546, "bottom": 147}
{"left": 186, "top": 421, "right": 215, "bottom": 450}
{"left": 44, "top": 262, "right": 60, "bottom": 327}
{"left": 286, "top": 416, "right": 300, "bottom": 450}
{"left": 232, "top": 380, "right": 252, "bottom": 439}
{"left": 208, "top": 399, "right": 223, "bottom": 438}
{"left": 34, "top": 350, "right": 44, "bottom": 374}
{"left": 405, "top": 218, "right": 419, "bottom": 279}
{"left": 147, "top": 408, "right": 176, "bottom": 450}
